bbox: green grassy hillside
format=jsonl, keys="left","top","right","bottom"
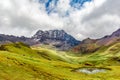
{"left": 0, "top": 42, "right": 120, "bottom": 80}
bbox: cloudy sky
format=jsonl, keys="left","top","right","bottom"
{"left": 0, "top": 0, "right": 120, "bottom": 40}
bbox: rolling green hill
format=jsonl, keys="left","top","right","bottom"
{"left": 0, "top": 42, "right": 120, "bottom": 80}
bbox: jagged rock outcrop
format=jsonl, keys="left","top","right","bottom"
{"left": 32, "top": 30, "right": 80, "bottom": 50}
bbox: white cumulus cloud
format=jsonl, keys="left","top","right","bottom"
{"left": 0, "top": 0, "right": 119, "bottom": 40}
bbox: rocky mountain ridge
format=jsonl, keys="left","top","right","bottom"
{"left": 73, "top": 28, "right": 120, "bottom": 53}
{"left": 0, "top": 30, "right": 80, "bottom": 50}
{"left": 0, "top": 28, "right": 120, "bottom": 51}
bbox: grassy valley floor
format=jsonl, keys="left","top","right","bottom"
{"left": 0, "top": 42, "right": 120, "bottom": 80}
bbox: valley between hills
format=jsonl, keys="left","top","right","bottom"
{"left": 0, "top": 28, "right": 120, "bottom": 80}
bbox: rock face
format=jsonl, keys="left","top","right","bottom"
{"left": 72, "top": 28, "right": 120, "bottom": 53}
{"left": 32, "top": 30, "right": 80, "bottom": 50}
{"left": 96, "top": 28, "right": 120, "bottom": 46}
{"left": 0, "top": 30, "right": 80, "bottom": 50}
{"left": 73, "top": 38, "right": 99, "bottom": 53}
{"left": 111, "top": 28, "right": 120, "bottom": 37}
{"left": 0, "top": 34, "right": 27, "bottom": 44}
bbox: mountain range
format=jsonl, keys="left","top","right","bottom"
{"left": 0, "top": 28, "right": 120, "bottom": 51}
{"left": 73, "top": 28, "right": 120, "bottom": 53}
{"left": 0, "top": 30, "right": 80, "bottom": 50}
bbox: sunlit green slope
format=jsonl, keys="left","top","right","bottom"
{"left": 0, "top": 42, "right": 120, "bottom": 80}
